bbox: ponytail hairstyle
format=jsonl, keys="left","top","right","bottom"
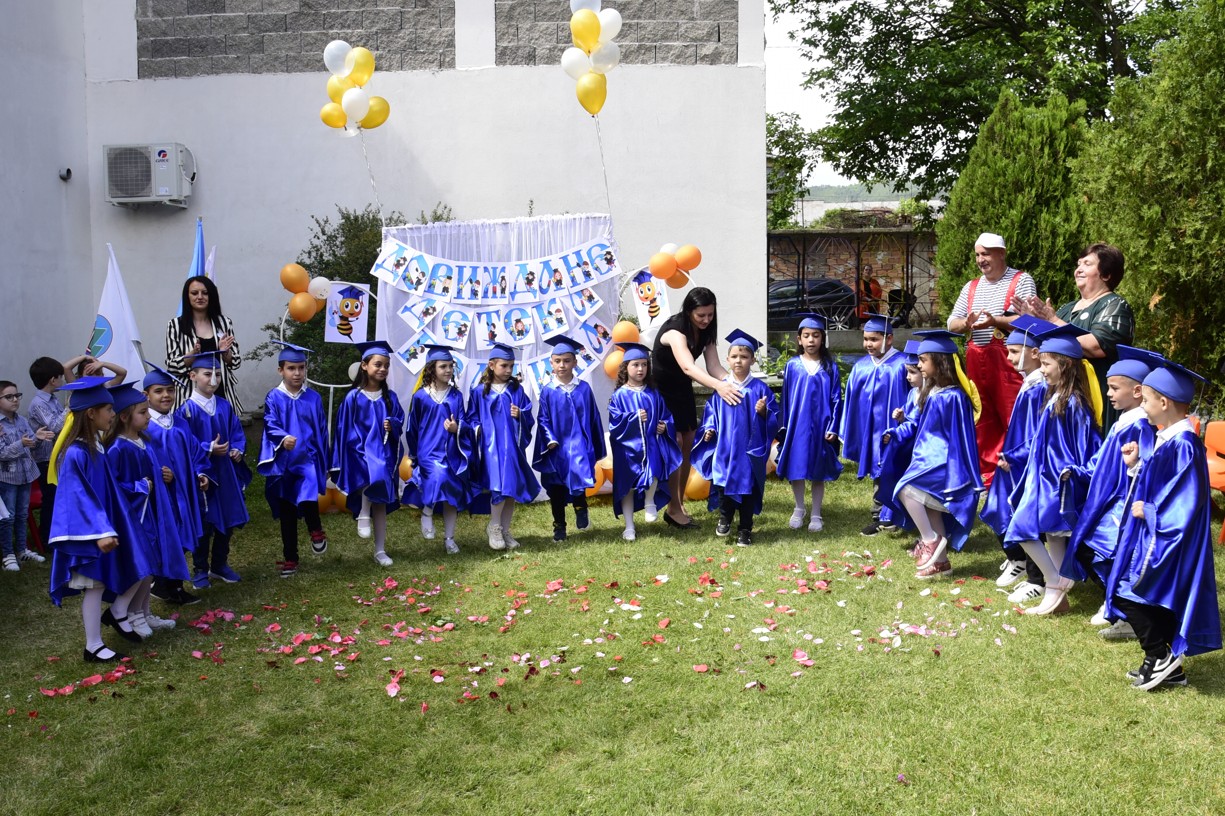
{"left": 615, "top": 358, "right": 656, "bottom": 390}
{"left": 352, "top": 355, "right": 393, "bottom": 413}
{"left": 916, "top": 352, "right": 959, "bottom": 411}
{"left": 1044, "top": 352, "right": 1098, "bottom": 428}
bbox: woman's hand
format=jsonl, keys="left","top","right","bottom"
{"left": 715, "top": 381, "right": 743, "bottom": 406}
{"left": 97, "top": 536, "right": 118, "bottom": 554}
{"left": 217, "top": 333, "right": 235, "bottom": 353}
{"left": 187, "top": 340, "right": 202, "bottom": 361}
{"left": 1020, "top": 296, "right": 1057, "bottom": 321}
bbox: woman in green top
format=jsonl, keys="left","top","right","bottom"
{"left": 1013, "top": 243, "right": 1135, "bottom": 430}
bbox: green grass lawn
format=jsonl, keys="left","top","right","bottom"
{"left": 5, "top": 431, "right": 1225, "bottom": 816}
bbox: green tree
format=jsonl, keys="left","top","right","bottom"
{"left": 771, "top": 0, "right": 1184, "bottom": 197}
{"left": 934, "top": 90, "right": 1088, "bottom": 313}
{"left": 1077, "top": 0, "right": 1225, "bottom": 381}
{"left": 767, "top": 112, "right": 822, "bottom": 229}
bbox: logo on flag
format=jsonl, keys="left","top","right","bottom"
{"left": 89, "top": 316, "right": 115, "bottom": 358}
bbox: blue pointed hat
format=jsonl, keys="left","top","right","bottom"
{"left": 60, "top": 376, "right": 114, "bottom": 411}
{"left": 862, "top": 312, "right": 892, "bottom": 335}
{"left": 914, "top": 329, "right": 961, "bottom": 356}
{"left": 189, "top": 350, "right": 225, "bottom": 370}
{"left": 1036, "top": 324, "right": 1089, "bottom": 359}
{"left": 1143, "top": 357, "right": 1205, "bottom": 404}
{"left": 354, "top": 340, "right": 393, "bottom": 360}
{"left": 726, "top": 329, "right": 762, "bottom": 353}
{"left": 544, "top": 336, "right": 583, "bottom": 357}
{"left": 618, "top": 342, "right": 650, "bottom": 362}
{"left": 423, "top": 344, "right": 460, "bottom": 364}
{"left": 270, "top": 340, "right": 313, "bottom": 364}
{"left": 488, "top": 342, "right": 516, "bottom": 361}
{"left": 1006, "top": 315, "right": 1055, "bottom": 348}
{"left": 108, "top": 383, "right": 147, "bottom": 413}
{"left": 1108, "top": 345, "right": 1162, "bottom": 383}
{"left": 903, "top": 340, "right": 921, "bottom": 364}
{"left": 794, "top": 312, "right": 826, "bottom": 332}
{"left": 141, "top": 360, "right": 176, "bottom": 390}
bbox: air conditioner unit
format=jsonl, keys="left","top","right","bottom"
{"left": 103, "top": 143, "right": 196, "bottom": 208}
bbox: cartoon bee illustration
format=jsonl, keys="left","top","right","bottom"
{"left": 333, "top": 285, "right": 365, "bottom": 341}
{"left": 633, "top": 270, "right": 660, "bottom": 320}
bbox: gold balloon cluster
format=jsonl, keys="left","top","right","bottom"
{"left": 648, "top": 243, "right": 702, "bottom": 289}
{"left": 279, "top": 263, "right": 330, "bottom": 322}
{"left": 319, "top": 40, "right": 390, "bottom": 131}
{"left": 561, "top": 2, "right": 623, "bottom": 115}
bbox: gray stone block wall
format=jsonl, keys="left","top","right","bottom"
{"left": 136, "top": 0, "right": 457, "bottom": 78}
{"left": 493, "top": 0, "right": 736, "bottom": 66}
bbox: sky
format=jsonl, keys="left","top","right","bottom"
{"left": 764, "top": 10, "right": 849, "bottom": 186}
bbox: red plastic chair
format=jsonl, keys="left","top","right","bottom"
{"left": 26, "top": 479, "right": 44, "bottom": 553}
{"left": 1203, "top": 422, "right": 1225, "bottom": 543}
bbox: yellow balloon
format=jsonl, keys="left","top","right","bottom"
{"left": 327, "top": 75, "right": 355, "bottom": 104}
{"left": 576, "top": 71, "right": 607, "bottom": 116}
{"left": 320, "top": 102, "right": 346, "bottom": 129}
{"left": 570, "top": 10, "right": 601, "bottom": 54}
{"left": 345, "top": 46, "right": 375, "bottom": 87}
{"left": 360, "top": 96, "right": 390, "bottom": 129}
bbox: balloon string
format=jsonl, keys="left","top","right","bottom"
{"left": 358, "top": 127, "right": 386, "bottom": 229}
{"left": 595, "top": 115, "right": 636, "bottom": 300}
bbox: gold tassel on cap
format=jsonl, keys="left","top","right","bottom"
{"left": 954, "top": 355, "right": 982, "bottom": 423}
{"left": 1083, "top": 359, "right": 1104, "bottom": 426}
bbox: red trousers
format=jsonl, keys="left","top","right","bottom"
{"left": 966, "top": 339, "right": 1022, "bottom": 489}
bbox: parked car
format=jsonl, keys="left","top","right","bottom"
{"left": 766, "top": 278, "right": 857, "bottom": 332}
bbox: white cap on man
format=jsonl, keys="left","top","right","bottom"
{"left": 975, "top": 232, "right": 1006, "bottom": 250}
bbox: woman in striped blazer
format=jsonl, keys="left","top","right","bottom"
{"left": 165, "top": 275, "right": 243, "bottom": 413}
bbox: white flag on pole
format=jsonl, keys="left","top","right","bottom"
{"left": 88, "top": 244, "right": 145, "bottom": 383}
{"left": 205, "top": 245, "right": 216, "bottom": 281}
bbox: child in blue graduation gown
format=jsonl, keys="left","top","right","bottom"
{"left": 331, "top": 341, "right": 404, "bottom": 567}
{"left": 1106, "top": 358, "right": 1220, "bottom": 690}
{"left": 1004, "top": 325, "right": 1102, "bottom": 616}
{"left": 103, "top": 384, "right": 187, "bottom": 641}
{"left": 466, "top": 343, "right": 539, "bottom": 551}
{"left": 775, "top": 313, "right": 842, "bottom": 533}
{"left": 884, "top": 331, "right": 983, "bottom": 579}
{"left": 1060, "top": 347, "right": 1157, "bottom": 634}
{"left": 532, "top": 336, "right": 606, "bottom": 542}
{"left": 608, "top": 343, "right": 683, "bottom": 541}
{"left": 143, "top": 363, "right": 206, "bottom": 607}
{"left": 838, "top": 313, "right": 910, "bottom": 536}
{"left": 48, "top": 378, "right": 150, "bottom": 664}
{"left": 259, "top": 342, "right": 328, "bottom": 578}
{"left": 979, "top": 316, "right": 1052, "bottom": 596}
{"left": 403, "top": 345, "right": 471, "bottom": 555}
{"left": 176, "top": 351, "right": 251, "bottom": 587}
{"left": 875, "top": 341, "right": 923, "bottom": 546}
{"left": 691, "top": 331, "right": 779, "bottom": 547}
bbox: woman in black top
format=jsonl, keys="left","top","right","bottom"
{"left": 165, "top": 275, "right": 243, "bottom": 412}
{"left": 651, "top": 287, "right": 743, "bottom": 527}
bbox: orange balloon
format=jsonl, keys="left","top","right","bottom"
{"left": 766, "top": 441, "right": 779, "bottom": 476}
{"left": 288, "top": 292, "right": 317, "bottom": 322}
{"left": 585, "top": 467, "right": 606, "bottom": 498}
{"left": 649, "top": 252, "right": 677, "bottom": 280}
{"left": 611, "top": 320, "right": 640, "bottom": 344}
{"left": 603, "top": 348, "right": 625, "bottom": 379}
{"left": 596, "top": 456, "right": 613, "bottom": 482}
{"left": 399, "top": 455, "right": 413, "bottom": 482}
{"left": 280, "top": 263, "right": 309, "bottom": 293}
{"left": 316, "top": 492, "right": 331, "bottom": 513}
{"left": 685, "top": 470, "right": 711, "bottom": 501}
{"left": 666, "top": 271, "right": 690, "bottom": 289}
{"left": 328, "top": 487, "right": 347, "bottom": 515}
{"left": 674, "top": 244, "right": 702, "bottom": 272}
{"left": 315, "top": 297, "right": 328, "bottom": 315}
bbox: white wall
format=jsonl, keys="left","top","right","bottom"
{"left": 5, "top": 1, "right": 766, "bottom": 410}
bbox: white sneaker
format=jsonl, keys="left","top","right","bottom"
{"left": 644, "top": 504, "right": 658, "bottom": 523}
{"left": 996, "top": 559, "right": 1027, "bottom": 588}
{"left": 622, "top": 529, "right": 636, "bottom": 541}
{"left": 146, "top": 614, "right": 176, "bottom": 631}
{"left": 128, "top": 611, "right": 155, "bottom": 638}
{"left": 487, "top": 524, "right": 506, "bottom": 551}
{"left": 504, "top": 532, "right": 521, "bottom": 549}
{"left": 17, "top": 549, "right": 45, "bottom": 563}
{"left": 1089, "top": 602, "right": 1109, "bottom": 626}
{"left": 444, "top": 538, "right": 460, "bottom": 555}
{"left": 1007, "top": 581, "right": 1043, "bottom": 604}
{"left": 1100, "top": 619, "right": 1137, "bottom": 640}
{"left": 808, "top": 515, "right": 824, "bottom": 533}
{"left": 374, "top": 551, "right": 393, "bottom": 567}
{"left": 789, "top": 507, "right": 806, "bottom": 530}
{"left": 2, "top": 555, "right": 19, "bottom": 572}
{"left": 356, "top": 516, "right": 372, "bottom": 539}
{"left": 421, "top": 512, "right": 435, "bottom": 540}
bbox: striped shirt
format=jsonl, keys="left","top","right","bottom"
{"left": 947, "top": 267, "right": 1036, "bottom": 346}
{"left": 165, "top": 314, "right": 243, "bottom": 414}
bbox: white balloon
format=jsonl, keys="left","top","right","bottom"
{"left": 323, "top": 40, "right": 352, "bottom": 77}
{"left": 591, "top": 41, "right": 620, "bottom": 74}
{"left": 347, "top": 362, "right": 360, "bottom": 381}
{"left": 308, "top": 276, "right": 331, "bottom": 300}
{"left": 570, "top": 0, "right": 601, "bottom": 13}
{"left": 659, "top": 243, "right": 679, "bottom": 255}
{"left": 597, "top": 8, "right": 622, "bottom": 43}
{"left": 560, "top": 47, "right": 593, "bottom": 81}
{"left": 341, "top": 87, "right": 370, "bottom": 121}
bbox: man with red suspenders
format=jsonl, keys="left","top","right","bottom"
{"left": 946, "top": 233, "right": 1037, "bottom": 488}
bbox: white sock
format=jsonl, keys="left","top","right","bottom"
{"left": 443, "top": 505, "right": 458, "bottom": 538}
{"left": 500, "top": 499, "right": 517, "bottom": 535}
{"left": 901, "top": 493, "right": 937, "bottom": 541}
{"left": 810, "top": 482, "right": 825, "bottom": 518}
{"left": 644, "top": 480, "right": 658, "bottom": 509}
{"left": 1020, "top": 539, "right": 1060, "bottom": 585}
{"left": 134, "top": 577, "right": 153, "bottom": 618}
{"left": 360, "top": 493, "right": 372, "bottom": 519}
{"left": 82, "top": 587, "right": 105, "bottom": 652}
{"left": 791, "top": 480, "right": 806, "bottom": 510}
{"left": 371, "top": 503, "right": 387, "bottom": 555}
{"left": 621, "top": 494, "right": 636, "bottom": 535}
{"left": 110, "top": 581, "right": 142, "bottom": 625}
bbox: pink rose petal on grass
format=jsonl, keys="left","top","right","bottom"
{"left": 264, "top": 622, "right": 281, "bottom": 634}
{"left": 385, "top": 681, "right": 400, "bottom": 697}
{"left": 545, "top": 579, "right": 565, "bottom": 593}
{"left": 693, "top": 664, "right": 709, "bottom": 673}
{"left": 658, "top": 618, "right": 671, "bottom": 629}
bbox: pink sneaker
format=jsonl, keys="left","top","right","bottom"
{"left": 915, "top": 560, "right": 952, "bottom": 580}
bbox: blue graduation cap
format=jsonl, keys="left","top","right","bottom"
{"left": 355, "top": 340, "right": 393, "bottom": 360}
{"left": 1143, "top": 357, "right": 1205, "bottom": 404}
{"left": 59, "top": 376, "right": 114, "bottom": 411}
{"left": 488, "top": 342, "right": 516, "bottom": 361}
{"left": 190, "top": 350, "right": 225, "bottom": 370}
{"left": 914, "top": 329, "right": 962, "bottom": 356}
{"left": 141, "top": 360, "right": 176, "bottom": 390}
{"left": 336, "top": 285, "right": 365, "bottom": 300}
{"left": 423, "top": 344, "right": 460, "bottom": 364}
{"left": 903, "top": 340, "right": 922, "bottom": 364}
{"left": 632, "top": 269, "right": 652, "bottom": 286}
{"left": 108, "top": 383, "right": 147, "bottom": 413}
{"left": 862, "top": 313, "right": 893, "bottom": 335}
{"left": 794, "top": 312, "right": 827, "bottom": 332}
{"left": 1108, "top": 345, "right": 1162, "bottom": 383}
{"left": 544, "top": 336, "right": 583, "bottom": 357}
{"left": 270, "top": 340, "right": 313, "bottom": 364}
{"left": 726, "top": 329, "right": 762, "bottom": 353}
{"left": 1006, "top": 315, "right": 1055, "bottom": 348}
{"left": 1036, "top": 324, "right": 1089, "bottom": 359}
{"left": 617, "top": 342, "right": 651, "bottom": 362}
